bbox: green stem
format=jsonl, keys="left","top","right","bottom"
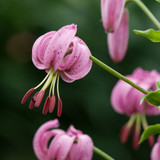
{"left": 94, "top": 146, "right": 115, "bottom": 160}
{"left": 90, "top": 55, "right": 148, "bottom": 95}
{"left": 126, "top": 0, "right": 160, "bottom": 29}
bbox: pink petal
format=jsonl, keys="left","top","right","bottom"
{"left": 68, "top": 135, "right": 94, "bottom": 160}
{"left": 40, "top": 129, "right": 65, "bottom": 156}
{"left": 32, "top": 31, "right": 56, "bottom": 70}
{"left": 33, "top": 119, "right": 59, "bottom": 160}
{"left": 107, "top": 8, "right": 129, "bottom": 62}
{"left": 60, "top": 37, "right": 92, "bottom": 82}
{"left": 67, "top": 125, "right": 83, "bottom": 137}
{"left": 44, "top": 24, "right": 77, "bottom": 72}
{"left": 48, "top": 134, "right": 75, "bottom": 160}
{"left": 151, "top": 136, "right": 160, "bottom": 160}
{"left": 101, "top": 0, "right": 125, "bottom": 32}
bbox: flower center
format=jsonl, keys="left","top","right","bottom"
{"left": 21, "top": 68, "right": 63, "bottom": 117}
{"left": 120, "top": 113, "right": 154, "bottom": 150}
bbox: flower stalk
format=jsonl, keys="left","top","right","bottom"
{"left": 126, "top": 0, "right": 160, "bottom": 29}
{"left": 89, "top": 55, "right": 148, "bottom": 95}
{"left": 94, "top": 146, "right": 115, "bottom": 160}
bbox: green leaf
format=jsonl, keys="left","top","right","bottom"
{"left": 156, "top": 0, "right": 160, "bottom": 3}
{"left": 156, "top": 80, "right": 160, "bottom": 90}
{"left": 134, "top": 29, "right": 160, "bottom": 42}
{"left": 140, "top": 96, "right": 145, "bottom": 105}
{"left": 139, "top": 124, "right": 160, "bottom": 144}
{"left": 142, "top": 90, "right": 160, "bottom": 106}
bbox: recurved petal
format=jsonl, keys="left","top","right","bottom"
{"left": 101, "top": 0, "right": 125, "bottom": 32}
{"left": 32, "top": 31, "right": 56, "bottom": 70}
{"left": 44, "top": 24, "right": 77, "bottom": 72}
{"left": 68, "top": 135, "right": 94, "bottom": 160}
{"left": 107, "top": 8, "right": 129, "bottom": 62}
{"left": 60, "top": 37, "right": 92, "bottom": 82}
{"left": 33, "top": 119, "right": 59, "bottom": 160}
{"left": 39, "top": 129, "right": 65, "bottom": 156}
{"left": 47, "top": 134, "right": 75, "bottom": 160}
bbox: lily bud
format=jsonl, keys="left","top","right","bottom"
{"left": 107, "top": 8, "right": 129, "bottom": 62}
{"left": 101, "top": 0, "right": 125, "bottom": 32}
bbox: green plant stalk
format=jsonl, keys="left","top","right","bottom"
{"left": 90, "top": 55, "right": 148, "bottom": 95}
{"left": 126, "top": 0, "right": 160, "bottom": 29}
{"left": 94, "top": 146, "right": 115, "bottom": 160}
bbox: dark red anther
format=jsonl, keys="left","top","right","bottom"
{"left": 148, "top": 136, "right": 155, "bottom": 147}
{"left": 42, "top": 96, "right": 51, "bottom": 115}
{"left": 57, "top": 98, "right": 62, "bottom": 117}
{"left": 49, "top": 95, "right": 56, "bottom": 113}
{"left": 132, "top": 128, "right": 140, "bottom": 150}
{"left": 120, "top": 124, "right": 131, "bottom": 143}
{"left": 35, "top": 90, "right": 45, "bottom": 107}
{"left": 21, "top": 88, "right": 35, "bottom": 104}
{"left": 29, "top": 92, "right": 39, "bottom": 109}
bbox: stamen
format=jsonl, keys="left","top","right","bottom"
{"left": 34, "top": 70, "right": 52, "bottom": 90}
{"left": 21, "top": 88, "right": 35, "bottom": 104}
{"left": 132, "top": 114, "right": 141, "bottom": 150}
{"left": 141, "top": 114, "right": 155, "bottom": 147}
{"left": 120, "top": 125, "right": 131, "bottom": 143}
{"left": 35, "top": 90, "right": 45, "bottom": 107}
{"left": 148, "top": 136, "right": 155, "bottom": 147}
{"left": 49, "top": 95, "right": 56, "bottom": 113}
{"left": 120, "top": 115, "right": 136, "bottom": 143}
{"left": 29, "top": 92, "right": 39, "bottom": 109}
{"left": 56, "top": 75, "right": 60, "bottom": 99}
{"left": 57, "top": 98, "right": 62, "bottom": 117}
{"left": 42, "top": 96, "right": 51, "bottom": 115}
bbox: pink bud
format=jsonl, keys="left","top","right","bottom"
{"left": 101, "top": 0, "right": 125, "bottom": 32}
{"left": 107, "top": 8, "right": 129, "bottom": 62}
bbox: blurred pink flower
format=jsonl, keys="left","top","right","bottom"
{"left": 151, "top": 136, "right": 160, "bottom": 160}
{"left": 107, "top": 9, "right": 129, "bottom": 62}
{"left": 21, "top": 24, "right": 92, "bottom": 117}
{"left": 101, "top": 0, "right": 125, "bottom": 32}
{"left": 111, "top": 67, "right": 160, "bottom": 149}
{"left": 33, "top": 119, "right": 93, "bottom": 160}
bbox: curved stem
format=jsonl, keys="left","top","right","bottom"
{"left": 90, "top": 55, "right": 148, "bottom": 95}
{"left": 94, "top": 146, "right": 115, "bottom": 160}
{"left": 126, "top": 0, "right": 160, "bottom": 29}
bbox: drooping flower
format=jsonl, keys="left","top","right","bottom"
{"left": 101, "top": 0, "right": 125, "bottom": 32}
{"left": 33, "top": 119, "right": 94, "bottom": 160}
{"left": 111, "top": 67, "right": 160, "bottom": 149}
{"left": 151, "top": 135, "right": 160, "bottom": 160}
{"left": 21, "top": 24, "right": 92, "bottom": 117}
{"left": 107, "top": 8, "right": 129, "bottom": 62}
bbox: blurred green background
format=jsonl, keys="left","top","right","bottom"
{"left": 0, "top": 0, "right": 160, "bottom": 159}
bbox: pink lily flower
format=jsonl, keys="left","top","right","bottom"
{"left": 101, "top": 0, "right": 125, "bottom": 32}
{"left": 111, "top": 67, "right": 160, "bottom": 149}
{"left": 21, "top": 24, "right": 92, "bottom": 117}
{"left": 33, "top": 119, "right": 94, "bottom": 160}
{"left": 107, "top": 8, "right": 129, "bottom": 62}
{"left": 151, "top": 136, "right": 160, "bottom": 160}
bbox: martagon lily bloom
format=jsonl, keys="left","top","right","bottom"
{"left": 33, "top": 119, "right": 94, "bottom": 160}
{"left": 111, "top": 68, "right": 160, "bottom": 149}
{"left": 151, "top": 135, "right": 160, "bottom": 160}
{"left": 21, "top": 24, "right": 92, "bottom": 117}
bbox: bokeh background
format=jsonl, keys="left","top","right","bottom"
{"left": 0, "top": 0, "right": 160, "bottom": 159}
